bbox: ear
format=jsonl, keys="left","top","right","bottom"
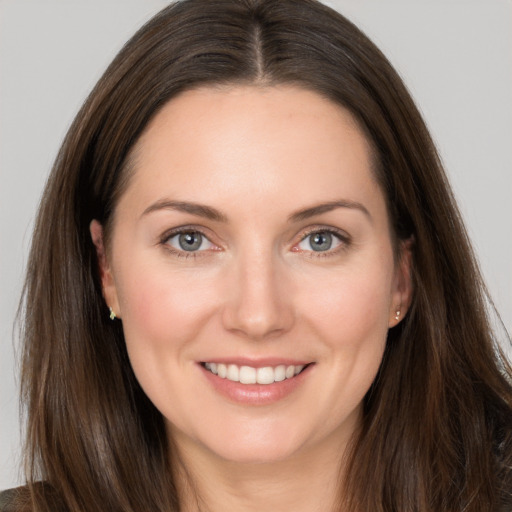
{"left": 388, "top": 237, "right": 414, "bottom": 328}
{"left": 90, "top": 220, "right": 121, "bottom": 319}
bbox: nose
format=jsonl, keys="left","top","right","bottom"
{"left": 221, "top": 249, "right": 295, "bottom": 341}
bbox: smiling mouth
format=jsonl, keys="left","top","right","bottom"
{"left": 201, "top": 362, "right": 310, "bottom": 385}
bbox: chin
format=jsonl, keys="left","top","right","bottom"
{"left": 210, "top": 439, "right": 304, "bottom": 465}
{"left": 172, "top": 418, "right": 310, "bottom": 465}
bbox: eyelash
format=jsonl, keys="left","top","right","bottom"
{"left": 159, "top": 226, "right": 214, "bottom": 259}
{"left": 159, "top": 226, "right": 351, "bottom": 259}
{"left": 295, "top": 227, "right": 351, "bottom": 258}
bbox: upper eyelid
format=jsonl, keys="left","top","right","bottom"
{"left": 161, "top": 228, "right": 218, "bottom": 257}
{"left": 160, "top": 225, "right": 212, "bottom": 242}
{"left": 292, "top": 226, "right": 351, "bottom": 254}
{"left": 158, "top": 224, "right": 350, "bottom": 250}
{"left": 296, "top": 225, "right": 351, "bottom": 242}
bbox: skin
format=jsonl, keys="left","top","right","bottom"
{"left": 91, "top": 85, "right": 412, "bottom": 511}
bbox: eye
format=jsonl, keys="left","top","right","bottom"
{"left": 296, "top": 230, "right": 346, "bottom": 253}
{"left": 165, "top": 231, "right": 215, "bottom": 252}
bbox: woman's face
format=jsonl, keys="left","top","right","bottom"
{"left": 92, "top": 85, "right": 411, "bottom": 464}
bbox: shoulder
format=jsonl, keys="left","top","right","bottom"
{"left": 0, "top": 484, "right": 66, "bottom": 512}
{"left": 0, "top": 487, "right": 28, "bottom": 512}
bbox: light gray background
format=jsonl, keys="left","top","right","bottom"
{"left": 1, "top": 0, "right": 510, "bottom": 490}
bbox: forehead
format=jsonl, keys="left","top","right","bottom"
{"left": 118, "top": 85, "right": 384, "bottom": 222}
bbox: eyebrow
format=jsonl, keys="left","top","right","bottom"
{"left": 288, "top": 200, "right": 371, "bottom": 223}
{"left": 141, "top": 199, "right": 228, "bottom": 222}
{"left": 141, "top": 198, "right": 371, "bottom": 223}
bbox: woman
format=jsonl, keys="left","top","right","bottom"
{"left": 2, "top": 0, "right": 511, "bottom": 510}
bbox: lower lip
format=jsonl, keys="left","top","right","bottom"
{"left": 200, "top": 364, "right": 313, "bottom": 405}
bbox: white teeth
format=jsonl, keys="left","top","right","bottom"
{"left": 274, "top": 365, "right": 286, "bottom": 382}
{"left": 226, "top": 364, "right": 239, "bottom": 381}
{"left": 205, "top": 362, "right": 218, "bottom": 374}
{"left": 239, "top": 366, "right": 257, "bottom": 384}
{"left": 256, "top": 366, "right": 275, "bottom": 385}
{"left": 217, "top": 363, "right": 227, "bottom": 378}
{"left": 203, "top": 362, "right": 307, "bottom": 384}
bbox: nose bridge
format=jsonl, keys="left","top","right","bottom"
{"left": 222, "top": 241, "right": 293, "bottom": 340}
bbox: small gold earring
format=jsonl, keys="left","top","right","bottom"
{"left": 395, "top": 309, "right": 401, "bottom": 321}
{"left": 109, "top": 307, "right": 117, "bottom": 321}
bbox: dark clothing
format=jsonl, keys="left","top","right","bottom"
{"left": 0, "top": 488, "right": 19, "bottom": 512}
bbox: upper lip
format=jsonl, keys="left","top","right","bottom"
{"left": 199, "top": 357, "right": 314, "bottom": 368}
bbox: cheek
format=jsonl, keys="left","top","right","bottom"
{"left": 112, "top": 261, "right": 222, "bottom": 417}
{"left": 114, "top": 259, "right": 220, "bottom": 361}
{"left": 299, "top": 260, "right": 394, "bottom": 341}
{"left": 296, "top": 255, "right": 393, "bottom": 402}
{"left": 302, "top": 264, "right": 393, "bottom": 404}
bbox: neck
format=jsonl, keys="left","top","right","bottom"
{"left": 171, "top": 426, "right": 355, "bottom": 512}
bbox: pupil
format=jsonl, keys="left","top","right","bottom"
{"left": 179, "top": 232, "right": 202, "bottom": 251}
{"left": 311, "top": 232, "right": 332, "bottom": 251}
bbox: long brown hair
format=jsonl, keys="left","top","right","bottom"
{"left": 17, "top": 0, "right": 512, "bottom": 510}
